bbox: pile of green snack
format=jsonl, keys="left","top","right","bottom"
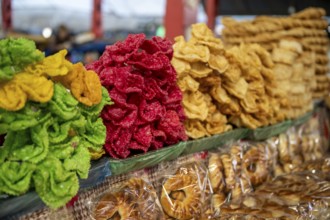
{"left": 0, "top": 38, "right": 112, "bottom": 209}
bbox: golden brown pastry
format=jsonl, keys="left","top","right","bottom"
{"left": 94, "top": 192, "right": 138, "bottom": 220}
{"left": 221, "top": 154, "right": 237, "bottom": 192}
{"left": 208, "top": 153, "right": 226, "bottom": 193}
{"left": 160, "top": 174, "right": 202, "bottom": 220}
{"left": 242, "top": 146, "right": 269, "bottom": 187}
{"left": 291, "top": 7, "right": 326, "bottom": 19}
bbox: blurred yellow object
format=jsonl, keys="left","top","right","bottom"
{"left": 25, "top": 50, "right": 72, "bottom": 77}
{"left": 53, "top": 62, "right": 102, "bottom": 106}
{"left": 0, "top": 72, "right": 53, "bottom": 111}
{"left": 89, "top": 148, "right": 106, "bottom": 160}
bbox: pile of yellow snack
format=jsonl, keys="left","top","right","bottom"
{"left": 222, "top": 7, "right": 329, "bottom": 99}
{"left": 172, "top": 23, "right": 285, "bottom": 139}
{"left": 271, "top": 39, "right": 315, "bottom": 118}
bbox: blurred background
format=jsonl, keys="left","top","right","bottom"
{"left": 1, "top": 0, "right": 329, "bottom": 64}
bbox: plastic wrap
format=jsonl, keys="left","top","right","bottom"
{"left": 220, "top": 172, "right": 330, "bottom": 219}
{"left": 183, "top": 128, "right": 249, "bottom": 155}
{"left": 206, "top": 141, "right": 276, "bottom": 219}
{"left": 248, "top": 120, "right": 292, "bottom": 141}
{"left": 90, "top": 174, "right": 163, "bottom": 220}
{"left": 109, "top": 142, "right": 186, "bottom": 176}
{"left": 298, "top": 115, "right": 326, "bottom": 162}
{"left": 156, "top": 155, "right": 210, "bottom": 220}
{"left": 291, "top": 110, "right": 313, "bottom": 126}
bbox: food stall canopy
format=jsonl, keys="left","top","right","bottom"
{"left": 10, "top": 0, "right": 166, "bottom": 34}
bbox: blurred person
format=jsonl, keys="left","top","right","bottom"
{"left": 49, "top": 24, "right": 73, "bottom": 54}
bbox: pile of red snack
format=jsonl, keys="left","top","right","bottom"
{"left": 87, "top": 34, "right": 187, "bottom": 158}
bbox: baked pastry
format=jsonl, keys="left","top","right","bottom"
{"left": 208, "top": 153, "right": 226, "bottom": 193}
{"left": 242, "top": 146, "right": 269, "bottom": 187}
{"left": 94, "top": 192, "right": 138, "bottom": 220}
{"left": 94, "top": 178, "right": 161, "bottom": 220}
{"left": 160, "top": 174, "right": 202, "bottom": 220}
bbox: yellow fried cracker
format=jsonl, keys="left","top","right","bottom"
{"left": 240, "top": 93, "right": 258, "bottom": 113}
{"left": 0, "top": 81, "right": 27, "bottom": 111}
{"left": 197, "top": 74, "right": 221, "bottom": 93}
{"left": 171, "top": 57, "right": 191, "bottom": 77}
{"left": 16, "top": 72, "right": 54, "bottom": 103}
{"left": 211, "top": 86, "right": 230, "bottom": 105}
{"left": 248, "top": 81, "right": 265, "bottom": 96}
{"left": 71, "top": 65, "right": 102, "bottom": 106}
{"left": 25, "top": 49, "right": 72, "bottom": 77}
{"left": 279, "top": 39, "right": 303, "bottom": 54}
{"left": 173, "top": 36, "right": 210, "bottom": 63}
{"left": 273, "top": 64, "right": 293, "bottom": 80}
{"left": 177, "top": 75, "right": 200, "bottom": 92}
{"left": 260, "top": 67, "right": 275, "bottom": 82}
{"left": 182, "top": 91, "right": 209, "bottom": 120}
{"left": 53, "top": 61, "right": 81, "bottom": 88}
{"left": 223, "top": 77, "right": 249, "bottom": 99}
{"left": 218, "top": 98, "right": 241, "bottom": 116}
{"left": 191, "top": 23, "right": 224, "bottom": 52}
{"left": 208, "top": 54, "right": 229, "bottom": 73}
{"left": 211, "top": 86, "right": 240, "bottom": 115}
{"left": 272, "top": 48, "right": 298, "bottom": 65}
{"left": 205, "top": 105, "right": 231, "bottom": 135}
{"left": 206, "top": 122, "right": 232, "bottom": 135}
{"left": 291, "top": 63, "right": 304, "bottom": 81}
{"left": 0, "top": 72, "right": 54, "bottom": 111}
{"left": 241, "top": 66, "right": 263, "bottom": 82}
{"left": 222, "top": 63, "right": 241, "bottom": 83}
{"left": 189, "top": 62, "right": 213, "bottom": 78}
{"left": 248, "top": 44, "right": 274, "bottom": 68}
{"left": 230, "top": 113, "right": 262, "bottom": 129}
{"left": 256, "top": 96, "right": 271, "bottom": 116}
{"left": 184, "top": 119, "right": 209, "bottom": 139}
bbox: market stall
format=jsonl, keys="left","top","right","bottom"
{"left": 0, "top": 6, "right": 330, "bottom": 220}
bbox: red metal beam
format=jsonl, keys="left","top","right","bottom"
{"left": 2, "top": 0, "right": 12, "bottom": 31}
{"left": 164, "top": 0, "right": 184, "bottom": 42}
{"left": 92, "top": 0, "right": 103, "bottom": 38}
{"left": 206, "top": 0, "right": 218, "bottom": 31}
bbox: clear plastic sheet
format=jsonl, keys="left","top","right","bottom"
{"left": 206, "top": 141, "right": 276, "bottom": 219}
{"left": 109, "top": 142, "right": 187, "bottom": 176}
{"left": 156, "top": 155, "right": 210, "bottom": 220}
{"left": 291, "top": 110, "right": 313, "bottom": 127}
{"left": 248, "top": 120, "right": 292, "bottom": 141}
{"left": 183, "top": 128, "right": 249, "bottom": 155}
{"left": 89, "top": 173, "right": 164, "bottom": 220}
{"left": 205, "top": 114, "right": 330, "bottom": 219}
{"left": 220, "top": 172, "right": 330, "bottom": 220}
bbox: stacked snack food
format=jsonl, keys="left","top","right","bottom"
{"left": 271, "top": 116, "right": 327, "bottom": 176}
{"left": 172, "top": 23, "right": 284, "bottom": 139}
{"left": 225, "top": 43, "right": 286, "bottom": 127}
{"left": 292, "top": 8, "right": 329, "bottom": 99}
{"left": 171, "top": 23, "right": 232, "bottom": 139}
{"left": 222, "top": 7, "right": 329, "bottom": 100}
{"left": 0, "top": 38, "right": 111, "bottom": 209}
{"left": 87, "top": 34, "right": 187, "bottom": 159}
{"left": 271, "top": 39, "right": 314, "bottom": 119}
